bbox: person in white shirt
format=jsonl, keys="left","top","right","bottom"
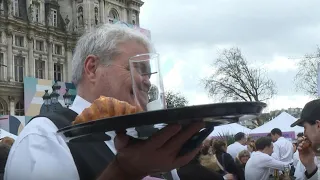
{"left": 291, "top": 99, "right": 320, "bottom": 180}
{"left": 270, "top": 128, "right": 294, "bottom": 164}
{"left": 227, "top": 132, "right": 248, "bottom": 159}
{"left": 4, "top": 24, "right": 205, "bottom": 180}
{"left": 245, "top": 137, "right": 290, "bottom": 180}
{"left": 293, "top": 135, "right": 304, "bottom": 168}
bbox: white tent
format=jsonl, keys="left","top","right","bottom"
{"left": 0, "top": 129, "right": 17, "bottom": 139}
{"left": 208, "top": 123, "right": 252, "bottom": 137}
{"left": 250, "top": 112, "right": 304, "bottom": 135}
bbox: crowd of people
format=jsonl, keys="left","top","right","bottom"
{"left": 177, "top": 116, "right": 320, "bottom": 180}
{"left": 0, "top": 24, "right": 320, "bottom": 180}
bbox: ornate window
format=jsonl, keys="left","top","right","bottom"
{"left": 35, "top": 59, "right": 45, "bottom": 79}
{"left": 108, "top": 9, "right": 119, "bottom": 23}
{"left": 54, "top": 63, "right": 63, "bottom": 81}
{"left": 15, "top": 35, "right": 24, "bottom": 47}
{"left": 51, "top": 9, "right": 57, "bottom": 27}
{"left": 34, "top": 3, "right": 40, "bottom": 23}
{"left": 35, "top": 40, "right": 44, "bottom": 51}
{"left": 0, "top": 98, "right": 8, "bottom": 115}
{"left": 15, "top": 101, "right": 24, "bottom": 116}
{"left": 54, "top": 44, "right": 62, "bottom": 55}
{"left": 12, "top": 0, "right": 19, "bottom": 17}
{"left": 14, "top": 54, "right": 25, "bottom": 82}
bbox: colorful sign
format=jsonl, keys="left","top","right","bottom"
{"left": 0, "top": 115, "right": 28, "bottom": 136}
{"left": 23, "top": 77, "right": 77, "bottom": 117}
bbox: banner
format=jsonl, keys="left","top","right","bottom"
{"left": 23, "top": 77, "right": 76, "bottom": 117}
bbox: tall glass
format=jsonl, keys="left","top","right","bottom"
{"left": 129, "top": 53, "right": 166, "bottom": 111}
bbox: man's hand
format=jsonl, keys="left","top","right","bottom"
{"left": 114, "top": 122, "right": 205, "bottom": 178}
{"left": 298, "top": 140, "right": 317, "bottom": 174}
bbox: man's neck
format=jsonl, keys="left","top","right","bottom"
{"left": 237, "top": 141, "right": 244, "bottom": 145}
{"left": 259, "top": 150, "right": 269, "bottom": 155}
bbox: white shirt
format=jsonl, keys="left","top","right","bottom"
{"left": 227, "top": 141, "right": 247, "bottom": 159}
{"left": 271, "top": 137, "right": 294, "bottom": 163}
{"left": 293, "top": 151, "right": 300, "bottom": 168}
{"left": 245, "top": 151, "right": 289, "bottom": 180}
{"left": 5, "top": 95, "right": 180, "bottom": 180}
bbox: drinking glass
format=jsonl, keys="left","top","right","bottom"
{"left": 129, "top": 53, "right": 166, "bottom": 111}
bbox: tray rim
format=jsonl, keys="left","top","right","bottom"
{"left": 57, "top": 101, "right": 266, "bottom": 134}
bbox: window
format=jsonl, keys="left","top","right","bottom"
{"left": 109, "top": 9, "right": 119, "bottom": 23}
{"left": 35, "top": 60, "right": 45, "bottom": 79}
{"left": 54, "top": 63, "right": 63, "bottom": 81}
{"left": 34, "top": 3, "right": 40, "bottom": 22}
{"left": 0, "top": 53, "right": 4, "bottom": 81}
{"left": 36, "top": 40, "right": 44, "bottom": 51}
{"left": 15, "top": 101, "right": 24, "bottom": 116}
{"left": 14, "top": 55, "right": 25, "bottom": 82}
{"left": 12, "top": 0, "right": 19, "bottom": 17}
{"left": 51, "top": 9, "right": 57, "bottom": 27}
{"left": 55, "top": 44, "right": 62, "bottom": 55}
{"left": 15, "top": 35, "right": 24, "bottom": 47}
{"left": 0, "top": 98, "right": 8, "bottom": 115}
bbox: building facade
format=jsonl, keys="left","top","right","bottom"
{"left": 0, "top": 0, "right": 144, "bottom": 115}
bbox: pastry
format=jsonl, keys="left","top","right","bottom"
{"left": 72, "top": 96, "right": 143, "bottom": 125}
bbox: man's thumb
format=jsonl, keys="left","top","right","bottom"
{"left": 114, "top": 133, "right": 130, "bottom": 151}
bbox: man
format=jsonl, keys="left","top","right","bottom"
{"left": 245, "top": 137, "right": 290, "bottom": 180}
{"left": 291, "top": 99, "right": 320, "bottom": 180}
{"left": 227, "top": 132, "right": 247, "bottom": 159}
{"left": 5, "top": 24, "right": 204, "bottom": 180}
{"left": 270, "top": 128, "right": 294, "bottom": 164}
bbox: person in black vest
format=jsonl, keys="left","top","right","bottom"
{"left": 4, "top": 24, "right": 205, "bottom": 180}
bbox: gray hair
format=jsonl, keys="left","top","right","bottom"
{"left": 72, "top": 24, "right": 153, "bottom": 86}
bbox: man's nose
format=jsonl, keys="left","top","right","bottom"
{"left": 142, "top": 76, "right": 151, "bottom": 90}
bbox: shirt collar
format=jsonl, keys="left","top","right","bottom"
{"left": 70, "top": 95, "right": 91, "bottom": 114}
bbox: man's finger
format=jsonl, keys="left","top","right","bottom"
{"left": 163, "top": 122, "right": 205, "bottom": 152}
{"left": 172, "top": 147, "right": 201, "bottom": 168}
{"left": 114, "top": 133, "right": 130, "bottom": 151}
{"left": 146, "top": 124, "right": 181, "bottom": 149}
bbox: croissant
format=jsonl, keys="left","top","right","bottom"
{"left": 72, "top": 96, "right": 143, "bottom": 125}
{"left": 299, "top": 137, "right": 312, "bottom": 152}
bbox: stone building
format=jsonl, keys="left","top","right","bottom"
{"left": 0, "top": 0, "right": 144, "bottom": 115}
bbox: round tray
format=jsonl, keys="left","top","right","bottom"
{"left": 58, "top": 101, "right": 266, "bottom": 142}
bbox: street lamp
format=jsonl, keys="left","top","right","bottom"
{"left": 42, "top": 90, "right": 51, "bottom": 112}
{"left": 63, "top": 88, "right": 72, "bottom": 108}
{"left": 52, "top": 80, "right": 61, "bottom": 94}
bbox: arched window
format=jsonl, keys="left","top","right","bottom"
{"left": 15, "top": 101, "right": 24, "bottom": 116}
{"left": 0, "top": 98, "right": 7, "bottom": 115}
{"left": 108, "top": 9, "right": 119, "bottom": 23}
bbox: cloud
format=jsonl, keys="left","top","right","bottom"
{"left": 140, "top": 0, "right": 319, "bottom": 110}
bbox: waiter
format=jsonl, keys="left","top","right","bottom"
{"left": 4, "top": 24, "right": 204, "bottom": 180}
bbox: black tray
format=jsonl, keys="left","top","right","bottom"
{"left": 58, "top": 102, "right": 266, "bottom": 141}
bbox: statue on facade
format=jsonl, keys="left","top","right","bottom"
{"left": 6, "top": 0, "right": 12, "bottom": 16}
{"left": 47, "top": 11, "right": 52, "bottom": 26}
{"left": 65, "top": 15, "right": 70, "bottom": 31}
{"left": 77, "top": 7, "right": 84, "bottom": 26}
{"left": 94, "top": 7, "right": 99, "bottom": 25}
{"left": 28, "top": 4, "right": 34, "bottom": 22}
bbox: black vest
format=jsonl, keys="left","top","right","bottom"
{"left": 30, "top": 108, "right": 174, "bottom": 180}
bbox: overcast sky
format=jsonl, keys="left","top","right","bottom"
{"left": 139, "top": 0, "right": 320, "bottom": 111}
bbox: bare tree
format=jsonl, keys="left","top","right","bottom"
{"left": 203, "top": 47, "right": 276, "bottom": 102}
{"left": 165, "top": 91, "right": 188, "bottom": 108}
{"left": 294, "top": 47, "right": 320, "bottom": 97}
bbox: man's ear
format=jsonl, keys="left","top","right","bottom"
{"left": 316, "top": 120, "right": 320, "bottom": 129}
{"left": 83, "top": 55, "right": 99, "bottom": 82}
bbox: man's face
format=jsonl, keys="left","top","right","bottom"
{"left": 270, "top": 134, "right": 277, "bottom": 142}
{"left": 266, "top": 143, "right": 274, "bottom": 156}
{"left": 93, "top": 40, "right": 151, "bottom": 109}
{"left": 303, "top": 121, "right": 320, "bottom": 148}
